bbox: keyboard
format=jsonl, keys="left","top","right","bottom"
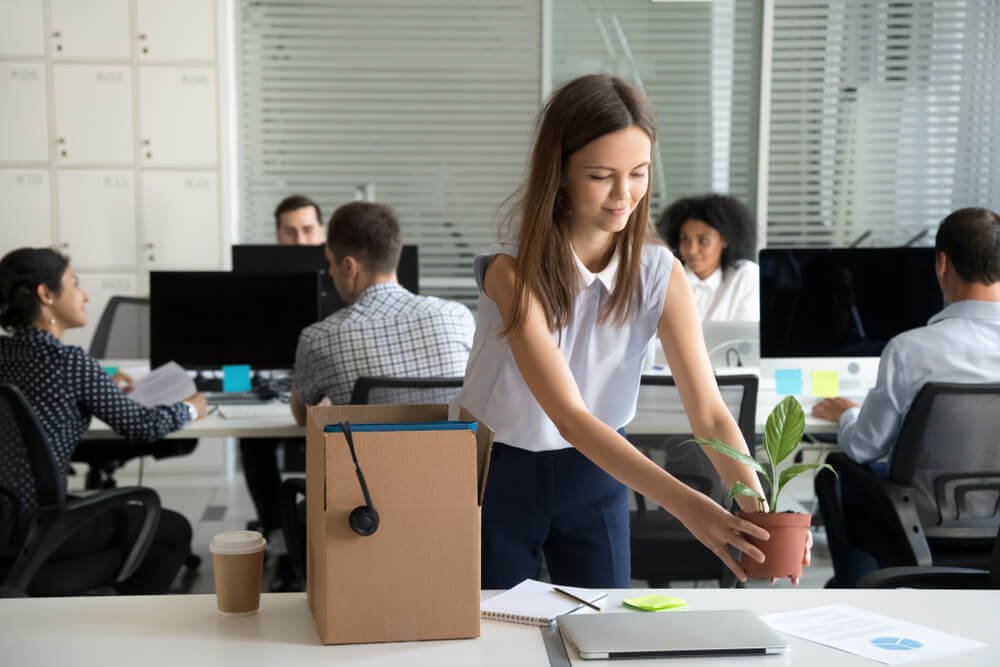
{"left": 216, "top": 402, "right": 291, "bottom": 419}
{"left": 204, "top": 392, "right": 265, "bottom": 405}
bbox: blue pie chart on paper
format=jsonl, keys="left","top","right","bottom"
{"left": 871, "top": 637, "right": 923, "bottom": 651}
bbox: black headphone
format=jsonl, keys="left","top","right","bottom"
{"left": 341, "top": 421, "right": 380, "bottom": 536}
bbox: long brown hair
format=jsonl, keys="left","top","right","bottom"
{"left": 502, "top": 74, "right": 658, "bottom": 336}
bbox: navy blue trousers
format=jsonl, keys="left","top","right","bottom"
{"left": 827, "top": 461, "right": 889, "bottom": 586}
{"left": 481, "top": 441, "right": 631, "bottom": 589}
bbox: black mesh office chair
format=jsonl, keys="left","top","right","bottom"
{"left": 859, "top": 524, "right": 1000, "bottom": 589}
{"left": 629, "top": 374, "right": 759, "bottom": 588}
{"left": 0, "top": 383, "right": 161, "bottom": 596}
{"left": 278, "top": 375, "right": 465, "bottom": 590}
{"left": 816, "top": 382, "right": 1000, "bottom": 580}
{"left": 349, "top": 375, "right": 464, "bottom": 406}
{"left": 72, "top": 296, "right": 198, "bottom": 489}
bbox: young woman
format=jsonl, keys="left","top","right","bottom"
{"left": 451, "top": 74, "right": 796, "bottom": 589}
{"left": 659, "top": 193, "right": 759, "bottom": 321}
{"left": 0, "top": 247, "right": 206, "bottom": 594}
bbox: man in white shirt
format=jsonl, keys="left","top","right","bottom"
{"left": 813, "top": 207, "right": 1000, "bottom": 585}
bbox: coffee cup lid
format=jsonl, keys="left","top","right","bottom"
{"left": 209, "top": 530, "right": 267, "bottom": 555}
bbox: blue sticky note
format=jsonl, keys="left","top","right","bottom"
{"left": 775, "top": 369, "right": 803, "bottom": 396}
{"left": 222, "top": 365, "right": 252, "bottom": 393}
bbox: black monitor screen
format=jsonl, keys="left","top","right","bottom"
{"left": 231, "top": 244, "right": 419, "bottom": 318}
{"left": 760, "top": 247, "right": 943, "bottom": 358}
{"left": 150, "top": 271, "right": 320, "bottom": 370}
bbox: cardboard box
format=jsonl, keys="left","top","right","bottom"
{"left": 305, "top": 404, "right": 493, "bottom": 645}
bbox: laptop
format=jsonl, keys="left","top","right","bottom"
{"left": 558, "top": 610, "right": 789, "bottom": 660}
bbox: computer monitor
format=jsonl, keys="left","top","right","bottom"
{"left": 759, "top": 247, "right": 943, "bottom": 394}
{"left": 150, "top": 271, "right": 321, "bottom": 370}
{"left": 702, "top": 321, "right": 760, "bottom": 368}
{"left": 231, "top": 244, "right": 419, "bottom": 318}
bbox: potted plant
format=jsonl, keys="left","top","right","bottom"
{"left": 688, "top": 396, "right": 835, "bottom": 579}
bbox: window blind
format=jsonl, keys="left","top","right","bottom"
{"left": 237, "top": 0, "right": 541, "bottom": 305}
{"left": 767, "top": 0, "right": 1000, "bottom": 247}
{"left": 551, "top": 0, "right": 762, "bottom": 219}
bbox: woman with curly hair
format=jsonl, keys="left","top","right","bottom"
{"left": 659, "top": 194, "right": 759, "bottom": 321}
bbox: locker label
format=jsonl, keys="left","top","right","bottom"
{"left": 103, "top": 175, "right": 130, "bottom": 188}
{"left": 10, "top": 69, "right": 39, "bottom": 81}
{"left": 181, "top": 73, "right": 209, "bottom": 85}
{"left": 96, "top": 71, "right": 124, "bottom": 83}
{"left": 15, "top": 174, "right": 44, "bottom": 186}
{"left": 184, "top": 177, "right": 211, "bottom": 189}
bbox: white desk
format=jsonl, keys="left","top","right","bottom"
{"left": 0, "top": 589, "right": 991, "bottom": 666}
{"left": 84, "top": 412, "right": 305, "bottom": 440}
{"left": 85, "top": 362, "right": 843, "bottom": 439}
{"left": 84, "top": 384, "right": 839, "bottom": 440}
{"left": 629, "top": 373, "right": 841, "bottom": 436}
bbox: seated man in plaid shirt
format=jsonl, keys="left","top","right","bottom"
{"left": 290, "top": 201, "right": 475, "bottom": 423}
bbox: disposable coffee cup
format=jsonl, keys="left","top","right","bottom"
{"left": 209, "top": 530, "right": 267, "bottom": 616}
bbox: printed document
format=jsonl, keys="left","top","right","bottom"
{"left": 128, "top": 362, "right": 196, "bottom": 407}
{"left": 762, "top": 604, "right": 986, "bottom": 664}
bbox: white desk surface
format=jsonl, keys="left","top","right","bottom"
{"left": 85, "top": 366, "right": 841, "bottom": 440}
{"left": 0, "top": 589, "right": 992, "bottom": 666}
{"left": 85, "top": 412, "right": 305, "bottom": 440}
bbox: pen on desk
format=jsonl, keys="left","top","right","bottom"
{"left": 552, "top": 586, "right": 601, "bottom": 612}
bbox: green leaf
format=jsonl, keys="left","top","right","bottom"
{"left": 769, "top": 462, "right": 838, "bottom": 510}
{"left": 777, "top": 462, "right": 838, "bottom": 492}
{"left": 726, "top": 481, "right": 766, "bottom": 505}
{"left": 683, "top": 438, "right": 764, "bottom": 474}
{"left": 763, "top": 396, "right": 806, "bottom": 467}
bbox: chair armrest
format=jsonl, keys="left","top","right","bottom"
{"left": 824, "top": 452, "right": 933, "bottom": 567}
{"left": 279, "top": 477, "right": 307, "bottom": 585}
{"left": 858, "top": 566, "right": 990, "bottom": 589}
{"left": 5, "top": 487, "right": 161, "bottom": 592}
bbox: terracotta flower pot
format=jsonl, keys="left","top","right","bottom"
{"left": 737, "top": 511, "right": 811, "bottom": 580}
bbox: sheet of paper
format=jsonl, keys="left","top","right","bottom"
{"left": 128, "top": 361, "right": 196, "bottom": 407}
{"left": 762, "top": 604, "right": 987, "bottom": 665}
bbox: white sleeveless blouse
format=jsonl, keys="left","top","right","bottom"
{"left": 450, "top": 242, "right": 674, "bottom": 452}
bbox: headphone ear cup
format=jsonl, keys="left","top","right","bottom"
{"left": 349, "top": 505, "right": 380, "bottom": 536}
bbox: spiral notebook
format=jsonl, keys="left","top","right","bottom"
{"left": 481, "top": 579, "right": 607, "bottom": 626}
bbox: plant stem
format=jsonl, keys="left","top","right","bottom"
{"left": 768, "top": 460, "right": 779, "bottom": 511}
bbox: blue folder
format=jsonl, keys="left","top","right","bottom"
{"left": 324, "top": 421, "right": 478, "bottom": 434}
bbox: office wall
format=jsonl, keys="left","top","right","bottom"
{"left": 0, "top": 0, "right": 233, "bottom": 350}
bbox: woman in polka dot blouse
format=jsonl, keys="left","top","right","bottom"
{"left": 0, "top": 247, "right": 207, "bottom": 594}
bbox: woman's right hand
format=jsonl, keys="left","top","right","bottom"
{"left": 672, "top": 490, "right": 770, "bottom": 582}
{"left": 185, "top": 392, "right": 208, "bottom": 419}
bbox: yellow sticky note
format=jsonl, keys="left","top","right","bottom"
{"left": 622, "top": 594, "right": 688, "bottom": 612}
{"left": 812, "top": 370, "right": 840, "bottom": 397}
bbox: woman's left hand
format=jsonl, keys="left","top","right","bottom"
{"left": 111, "top": 371, "right": 134, "bottom": 394}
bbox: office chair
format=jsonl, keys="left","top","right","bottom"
{"left": 349, "top": 375, "right": 464, "bottom": 406}
{"left": 815, "top": 382, "right": 1000, "bottom": 582}
{"left": 278, "top": 375, "right": 465, "bottom": 588}
{"left": 858, "top": 524, "right": 1000, "bottom": 589}
{"left": 72, "top": 296, "right": 198, "bottom": 489}
{"left": 629, "top": 374, "right": 759, "bottom": 588}
{"left": 0, "top": 383, "right": 161, "bottom": 596}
